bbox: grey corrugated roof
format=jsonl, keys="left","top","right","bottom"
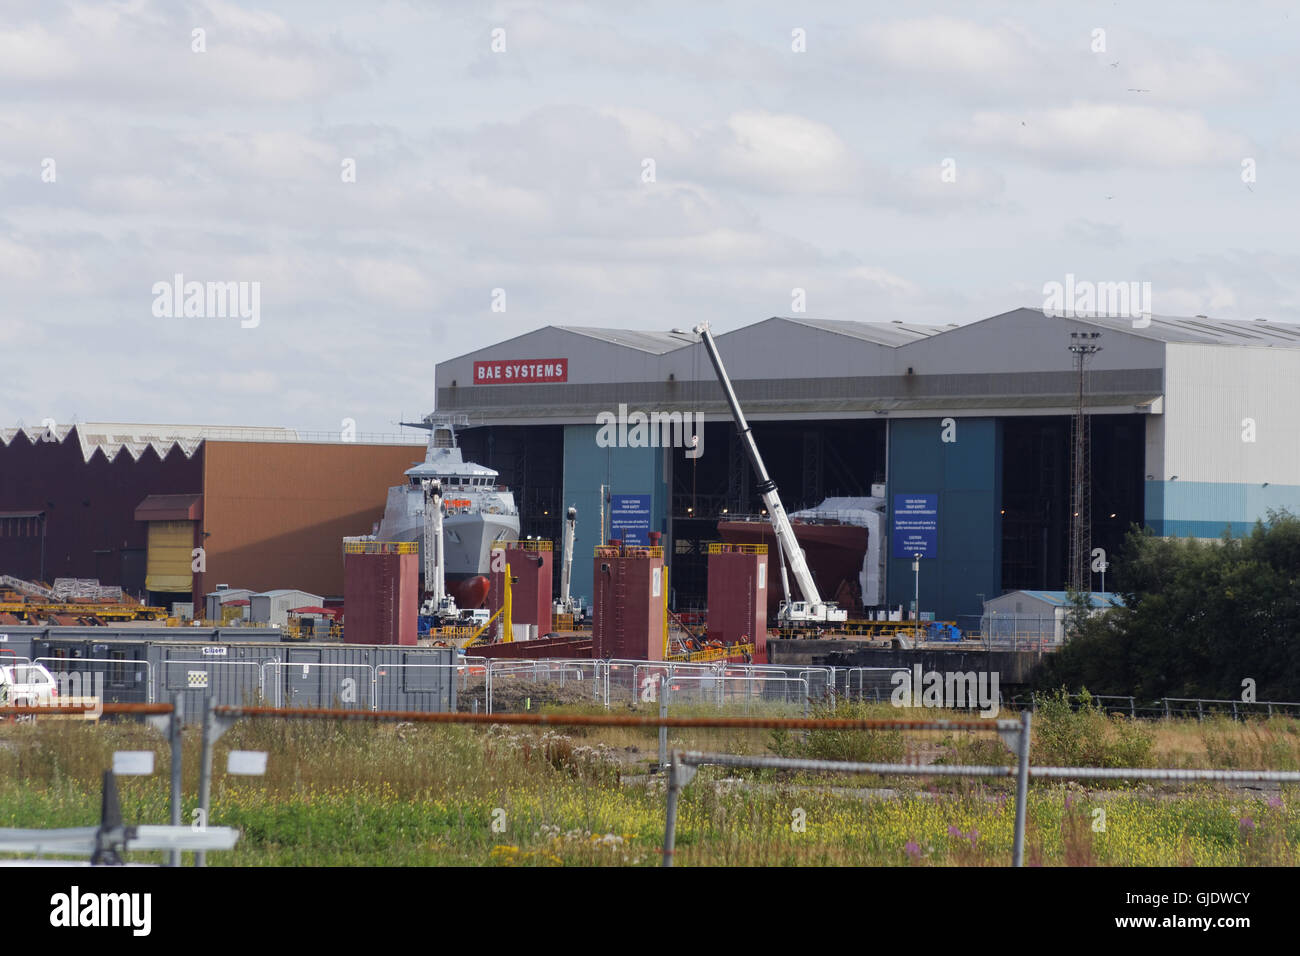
{"left": 783, "top": 317, "right": 948, "bottom": 346}
{"left": 1035, "top": 311, "right": 1300, "bottom": 347}
{"left": 554, "top": 327, "right": 694, "bottom": 354}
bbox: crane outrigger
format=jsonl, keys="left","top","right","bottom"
{"left": 693, "top": 322, "right": 848, "bottom": 627}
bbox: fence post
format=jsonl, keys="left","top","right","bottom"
{"left": 1164, "top": 698, "right": 1170, "bottom": 719}
{"left": 661, "top": 753, "right": 694, "bottom": 868}
{"left": 1197, "top": 699, "right": 1204, "bottom": 721}
{"left": 659, "top": 675, "right": 668, "bottom": 772}
{"left": 196, "top": 696, "right": 215, "bottom": 867}
{"left": 168, "top": 692, "right": 184, "bottom": 867}
{"left": 1232, "top": 700, "right": 1239, "bottom": 721}
{"left": 1129, "top": 697, "right": 1136, "bottom": 719}
{"left": 1012, "top": 710, "right": 1031, "bottom": 868}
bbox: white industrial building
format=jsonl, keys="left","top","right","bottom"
{"left": 983, "top": 589, "right": 1125, "bottom": 644}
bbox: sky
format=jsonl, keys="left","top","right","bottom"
{"left": 2, "top": 0, "right": 1299, "bottom": 435}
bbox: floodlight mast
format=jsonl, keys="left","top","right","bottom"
{"left": 692, "top": 322, "right": 846, "bottom": 625}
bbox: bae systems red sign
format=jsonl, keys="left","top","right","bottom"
{"left": 473, "top": 359, "right": 568, "bottom": 384}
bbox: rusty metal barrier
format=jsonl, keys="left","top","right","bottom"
{"left": 0, "top": 702, "right": 173, "bottom": 716}
{"left": 207, "top": 704, "right": 1008, "bottom": 730}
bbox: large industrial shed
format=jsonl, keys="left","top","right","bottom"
{"left": 433, "top": 308, "right": 1300, "bottom": 622}
{"left": 0, "top": 424, "right": 427, "bottom": 608}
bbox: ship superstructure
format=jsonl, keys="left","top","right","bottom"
{"left": 375, "top": 414, "right": 519, "bottom": 608}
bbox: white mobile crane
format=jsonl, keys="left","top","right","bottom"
{"left": 552, "top": 506, "right": 581, "bottom": 619}
{"left": 419, "top": 478, "right": 461, "bottom": 623}
{"left": 693, "top": 322, "right": 848, "bottom": 627}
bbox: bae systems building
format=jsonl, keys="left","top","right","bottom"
{"left": 436, "top": 307, "right": 1300, "bottom": 622}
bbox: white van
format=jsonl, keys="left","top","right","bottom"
{"left": 0, "top": 662, "right": 58, "bottom": 708}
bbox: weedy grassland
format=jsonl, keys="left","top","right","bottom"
{"left": 0, "top": 701, "right": 1296, "bottom": 866}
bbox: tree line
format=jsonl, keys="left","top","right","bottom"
{"left": 1035, "top": 509, "right": 1300, "bottom": 702}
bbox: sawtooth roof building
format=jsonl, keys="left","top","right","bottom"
{"left": 0, "top": 423, "right": 426, "bottom": 610}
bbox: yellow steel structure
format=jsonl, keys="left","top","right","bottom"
{"left": 594, "top": 545, "right": 663, "bottom": 558}
{"left": 667, "top": 643, "right": 756, "bottom": 663}
{"left": 343, "top": 540, "right": 418, "bottom": 554}
{"left": 282, "top": 619, "right": 340, "bottom": 641}
{"left": 706, "top": 542, "right": 768, "bottom": 555}
{"left": 463, "top": 562, "right": 512, "bottom": 647}
{"left": 769, "top": 620, "right": 959, "bottom": 640}
{"left": 426, "top": 624, "right": 475, "bottom": 640}
{"left": 662, "top": 590, "right": 669, "bottom": 658}
{"left": 0, "top": 602, "right": 167, "bottom": 622}
{"left": 502, "top": 562, "right": 513, "bottom": 642}
{"left": 491, "top": 540, "right": 553, "bottom": 552}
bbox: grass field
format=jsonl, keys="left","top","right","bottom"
{"left": 0, "top": 703, "right": 1297, "bottom": 866}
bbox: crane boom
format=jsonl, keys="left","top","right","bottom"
{"left": 693, "top": 323, "right": 846, "bottom": 624}
{"left": 421, "top": 478, "right": 462, "bottom": 622}
{"left": 559, "top": 506, "right": 576, "bottom": 608}
{"left": 422, "top": 479, "right": 445, "bottom": 605}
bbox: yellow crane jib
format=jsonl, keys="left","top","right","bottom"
{"left": 464, "top": 562, "right": 514, "bottom": 647}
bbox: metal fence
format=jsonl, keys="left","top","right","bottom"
{"left": 480, "top": 659, "right": 837, "bottom": 715}
{"left": 1007, "top": 692, "right": 1300, "bottom": 721}
{"left": 953, "top": 614, "right": 1067, "bottom": 650}
{"left": 459, "top": 658, "right": 1300, "bottom": 720}
{"left": 36, "top": 656, "right": 154, "bottom": 704}
{"left": 26, "top": 646, "right": 458, "bottom": 720}
{"left": 260, "top": 661, "right": 374, "bottom": 709}
{"left": 18, "top": 649, "right": 1300, "bottom": 725}
{"left": 662, "top": 711, "right": 1300, "bottom": 867}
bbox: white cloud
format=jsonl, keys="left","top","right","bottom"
{"left": 0, "top": 2, "right": 1296, "bottom": 430}
{"left": 957, "top": 102, "right": 1250, "bottom": 167}
{"left": 865, "top": 16, "right": 1041, "bottom": 79}
{"left": 1064, "top": 219, "right": 1125, "bottom": 249}
{"left": 714, "top": 111, "right": 859, "bottom": 194}
{"left": 0, "top": 23, "right": 78, "bottom": 80}
{"left": 0, "top": 0, "right": 372, "bottom": 106}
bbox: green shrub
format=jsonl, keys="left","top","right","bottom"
{"left": 1033, "top": 687, "right": 1154, "bottom": 769}
{"left": 768, "top": 700, "right": 905, "bottom": 764}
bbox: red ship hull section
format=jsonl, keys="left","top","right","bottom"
{"left": 716, "top": 520, "right": 868, "bottom": 617}
{"left": 425, "top": 573, "right": 491, "bottom": 610}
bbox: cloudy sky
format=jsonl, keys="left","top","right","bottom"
{"left": 3, "top": 0, "right": 1298, "bottom": 434}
